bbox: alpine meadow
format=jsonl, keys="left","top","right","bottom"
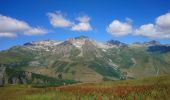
{"left": 0, "top": 0, "right": 170, "bottom": 100}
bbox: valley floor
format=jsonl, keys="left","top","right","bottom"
{"left": 0, "top": 75, "right": 170, "bottom": 100}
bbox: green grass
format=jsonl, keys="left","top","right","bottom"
{"left": 0, "top": 75, "right": 169, "bottom": 100}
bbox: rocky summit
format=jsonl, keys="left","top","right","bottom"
{"left": 0, "top": 36, "right": 170, "bottom": 83}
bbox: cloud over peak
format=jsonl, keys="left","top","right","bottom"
{"left": 106, "top": 20, "right": 132, "bottom": 36}
{"left": 71, "top": 16, "right": 92, "bottom": 31}
{"left": 0, "top": 15, "right": 48, "bottom": 38}
{"left": 47, "top": 11, "right": 92, "bottom": 32}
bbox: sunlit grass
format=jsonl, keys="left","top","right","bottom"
{"left": 0, "top": 75, "right": 170, "bottom": 100}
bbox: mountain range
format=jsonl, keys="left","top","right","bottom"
{"left": 0, "top": 35, "right": 170, "bottom": 83}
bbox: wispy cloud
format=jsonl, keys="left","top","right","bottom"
{"left": 0, "top": 32, "right": 17, "bottom": 38}
{"left": 24, "top": 27, "right": 48, "bottom": 36}
{"left": 0, "top": 14, "right": 48, "bottom": 38}
{"left": 47, "top": 11, "right": 92, "bottom": 32}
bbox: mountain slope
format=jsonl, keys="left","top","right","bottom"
{"left": 0, "top": 36, "right": 170, "bottom": 82}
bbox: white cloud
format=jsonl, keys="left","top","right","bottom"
{"left": 47, "top": 11, "right": 92, "bottom": 32}
{"left": 134, "top": 12, "right": 170, "bottom": 39}
{"left": 71, "top": 16, "right": 92, "bottom": 31}
{"left": 76, "top": 16, "right": 90, "bottom": 23}
{"left": 106, "top": 20, "right": 132, "bottom": 36}
{"left": 156, "top": 12, "right": 170, "bottom": 32}
{"left": 47, "top": 12, "right": 73, "bottom": 28}
{"left": 0, "top": 32, "right": 17, "bottom": 38}
{"left": 134, "top": 24, "right": 160, "bottom": 38}
{"left": 0, "top": 15, "right": 30, "bottom": 33}
{"left": 71, "top": 23, "right": 92, "bottom": 31}
{"left": 24, "top": 27, "right": 48, "bottom": 36}
{"left": 107, "top": 12, "right": 170, "bottom": 39}
{"left": 0, "top": 14, "right": 48, "bottom": 38}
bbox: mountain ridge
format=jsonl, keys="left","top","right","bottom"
{"left": 6, "top": 35, "right": 170, "bottom": 51}
{"left": 0, "top": 36, "right": 170, "bottom": 83}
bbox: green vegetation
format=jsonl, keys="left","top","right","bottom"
{"left": 70, "top": 47, "right": 81, "bottom": 58}
{"left": 0, "top": 75, "right": 169, "bottom": 100}
{"left": 2, "top": 67, "right": 78, "bottom": 87}
{"left": 6, "top": 67, "right": 26, "bottom": 78}
{"left": 105, "top": 47, "right": 150, "bottom": 69}
{"left": 89, "top": 59, "right": 120, "bottom": 78}
{"left": 0, "top": 47, "right": 34, "bottom": 65}
{"left": 31, "top": 74, "right": 78, "bottom": 88}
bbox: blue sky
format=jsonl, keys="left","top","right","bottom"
{"left": 0, "top": 0, "right": 170, "bottom": 50}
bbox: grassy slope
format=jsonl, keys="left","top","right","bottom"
{"left": 1, "top": 45, "right": 170, "bottom": 82}
{"left": 0, "top": 75, "right": 169, "bottom": 100}
{"left": 0, "top": 47, "right": 36, "bottom": 64}
{"left": 105, "top": 47, "right": 170, "bottom": 78}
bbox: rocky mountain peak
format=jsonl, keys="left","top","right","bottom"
{"left": 68, "top": 35, "right": 90, "bottom": 48}
{"left": 106, "top": 40, "right": 127, "bottom": 47}
{"left": 24, "top": 40, "right": 62, "bottom": 47}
